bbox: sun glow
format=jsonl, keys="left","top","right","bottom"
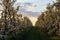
{"left": 28, "top": 17, "right": 37, "bottom": 26}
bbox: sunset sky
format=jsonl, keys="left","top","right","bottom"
{"left": 16, "top": 0, "right": 56, "bottom": 25}
{"left": 0, "top": 0, "right": 56, "bottom": 25}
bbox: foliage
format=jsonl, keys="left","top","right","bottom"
{"left": 35, "top": 0, "right": 60, "bottom": 37}
{"left": 50, "top": 36, "right": 60, "bottom": 40}
{"left": 0, "top": 0, "right": 32, "bottom": 36}
{"left": 6, "top": 27, "right": 49, "bottom": 40}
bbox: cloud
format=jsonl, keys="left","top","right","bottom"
{"left": 24, "top": 3, "right": 33, "bottom": 6}
{"left": 21, "top": 11, "right": 40, "bottom": 17}
{"left": 15, "top": 2, "right": 40, "bottom": 17}
{"left": 15, "top": 2, "right": 40, "bottom": 25}
{"left": 16, "top": 2, "right": 37, "bottom": 11}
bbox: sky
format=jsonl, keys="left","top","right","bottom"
{"left": 0, "top": 0, "right": 56, "bottom": 25}
{"left": 16, "top": 0, "right": 56, "bottom": 25}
